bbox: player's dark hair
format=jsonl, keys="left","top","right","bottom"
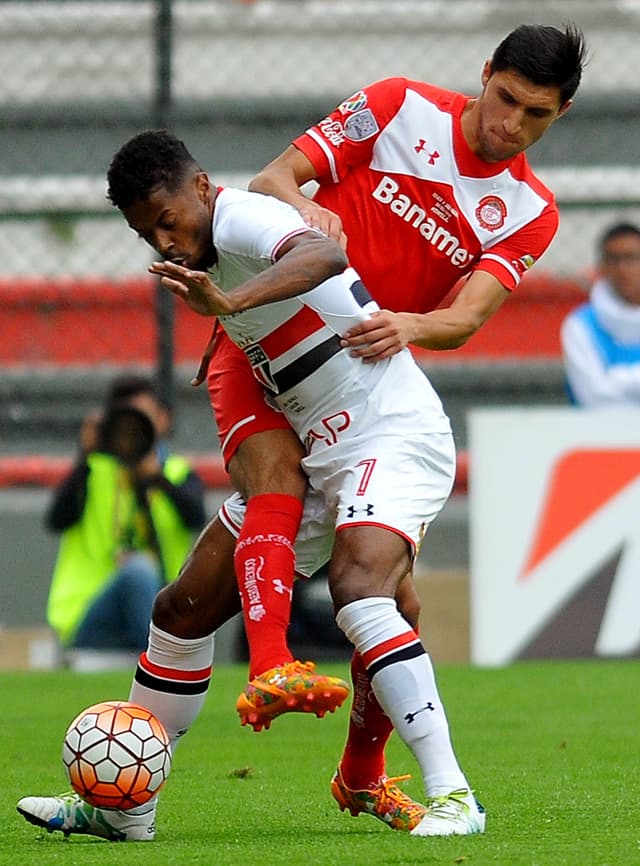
{"left": 491, "top": 23, "right": 588, "bottom": 105}
{"left": 107, "top": 129, "right": 201, "bottom": 210}
{"left": 599, "top": 221, "right": 640, "bottom": 254}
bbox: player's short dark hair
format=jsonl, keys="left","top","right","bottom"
{"left": 491, "top": 23, "right": 588, "bottom": 105}
{"left": 599, "top": 221, "right": 640, "bottom": 254}
{"left": 107, "top": 129, "right": 201, "bottom": 210}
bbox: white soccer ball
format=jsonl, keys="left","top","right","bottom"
{"left": 62, "top": 700, "right": 172, "bottom": 810}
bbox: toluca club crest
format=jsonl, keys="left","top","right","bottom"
{"left": 476, "top": 195, "right": 507, "bottom": 231}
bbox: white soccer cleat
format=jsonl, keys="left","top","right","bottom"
{"left": 410, "top": 789, "right": 486, "bottom": 837}
{"left": 16, "top": 792, "right": 156, "bottom": 841}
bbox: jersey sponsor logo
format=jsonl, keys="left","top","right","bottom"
{"left": 414, "top": 138, "right": 440, "bottom": 165}
{"left": 476, "top": 195, "right": 507, "bottom": 231}
{"left": 344, "top": 108, "right": 379, "bottom": 141}
{"left": 319, "top": 116, "right": 346, "bottom": 146}
{"left": 338, "top": 90, "right": 368, "bottom": 115}
{"left": 304, "top": 411, "right": 351, "bottom": 452}
{"left": 372, "top": 176, "right": 471, "bottom": 268}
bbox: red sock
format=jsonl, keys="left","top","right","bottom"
{"left": 234, "top": 493, "right": 303, "bottom": 679}
{"left": 338, "top": 650, "right": 394, "bottom": 789}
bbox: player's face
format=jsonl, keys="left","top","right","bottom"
{"left": 469, "top": 63, "right": 571, "bottom": 163}
{"left": 123, "top": 171, "right": 216, "bottom": 270}
{"left": 602, "top": 234, "right": 640, "bottom": 306}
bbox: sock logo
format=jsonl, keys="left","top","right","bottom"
{"left": 244, "top": 555, "right": 266, "bottom": 622}
{"left": 272, "top": 578, "right": 293, "bottom": 599}
{"left": 404, "top": 702, "right": 435, "bottom": 723}
{"left": 350, "top": 670, "right": 370, "bottom": 728}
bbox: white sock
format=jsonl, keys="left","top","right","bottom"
{"left": 129, "top": 622, "right": 214, "bottom": 752}
{"left": 336, "top": 597, "right": 470, "bottom": 798}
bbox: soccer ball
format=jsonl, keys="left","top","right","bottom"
{"left": 62, "top": 700, "right": 172, "bottom": 810}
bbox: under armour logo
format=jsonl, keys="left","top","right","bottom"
{"left": 414, "top": 139, "right": 440, "bottom": 165}
{"left": 272, "top": 579, "right": 293, "bottom": 599}
{"left": 404, "top": 702, "right": 435, "bottom": 723}
{"left": 346, "top": 503, "right": 374, "bottom": 518}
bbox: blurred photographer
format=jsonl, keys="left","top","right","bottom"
{"left": 45, "top": 374, "right": 206, "bottom": 661}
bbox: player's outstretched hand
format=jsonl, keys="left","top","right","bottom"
{"left": 149, "top": 261, "right": 232, "bottom": 317}
{"left": 340, "top": 310, "right": 415, "bottom": 362}
{"left": 298, "top": 201, "right": 348, "bottom": 251}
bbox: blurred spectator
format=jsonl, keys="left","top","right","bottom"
{"left": 45, "top": 374, "right": 206, "bottom": 660}
{"left": 561, "top": 222, "right": 640, "bottom": 406}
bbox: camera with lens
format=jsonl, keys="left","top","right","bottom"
{"left": 97, "top": 405, "right": 156, "bottom": 466}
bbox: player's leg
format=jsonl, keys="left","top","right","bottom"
{"left": 335, "top": 574, "right": 419, "bottom": 804}
{"left": 331, "top": 524, "right": 484, "bottom": 837}
{"left": 16, "top": 515, "right": 242, "bottom": 842}
{"left": 229, "top": 427, "right": 306, "bottom": 678}
{"left": 315, "top": 401, "right": 482, "bottom": 835}
{"left": 209, "top": 331, "right": 348, "bottom": 729}
{"left": 129, "top": 514, "right": 241, "bottom": 751}
{"left": 210, "top": 332, "right": 306, "bottom": 680}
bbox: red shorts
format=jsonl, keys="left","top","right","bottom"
{"left": 207, "top": 327, "right": 292, "bottom": 466}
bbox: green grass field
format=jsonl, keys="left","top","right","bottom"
{"left": 3, "top": 660, "right": 639, "bottom": 866}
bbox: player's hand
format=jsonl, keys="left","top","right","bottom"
{"left": 149, "top": 261, "right": 232, "bottom": 317}
{"left": 340, "top": 310, "right": 413, "bottom": 362}
{"left": 297, "top": 202, "right": 348, "bottom": 251}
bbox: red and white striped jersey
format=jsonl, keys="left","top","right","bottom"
{"left": 293, "top": 77, "right": 559, "bottom": 313}
{"left": 209, "top": 188, "right": 448, "bottom": 438}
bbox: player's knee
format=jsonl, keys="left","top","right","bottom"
{"left": 152, "top": 560, "right": 242, "bottom": 639}
{"left": 151, "top": 581, "right": 209, "bottom": 638}
{"left": 327, "top": 554, "right": 380, "bottom": 611}
{"left": 151, "top": 583, "right": 180, "bottom": 633}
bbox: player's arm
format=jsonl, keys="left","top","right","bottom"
{"left": 344, "top": 202, "right": 558, "bottom": 361}
{"left": 341, "top": 270, "right": 509, "bottom": 361}
{"left": 150, "top": 231, "right": 348, "bottom": 317}
{"left": 250, "top": 145, "right": 345, "bottom": 246}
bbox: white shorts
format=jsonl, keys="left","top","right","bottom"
{"left": 219, "top": 353, "right": 455, "bottom": 577}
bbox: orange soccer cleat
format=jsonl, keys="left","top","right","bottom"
{"left": 236, "top": 660, "right": 349, "bottom": 732}
{"left": 331, "top": 767, "right": 427, "bottom": 832}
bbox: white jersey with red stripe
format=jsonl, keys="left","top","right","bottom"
{"left": 210, "top": 187, "right": 449, "bottom": 444}
{"left": 211, "top": 187, "right": 455, "bottom": 567}
{"left": 293, "top": 77, "right": 558, "bottom": 313}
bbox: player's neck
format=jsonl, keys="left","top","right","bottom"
{"left": 459, "top": 97, "right": 482, "bottom": 157}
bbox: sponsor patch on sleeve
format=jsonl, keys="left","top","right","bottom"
{"left": 318, "top": 117, "right": 346, "bottom": 146}
{"left": 344, "top": 108, "right": 379, "bottom": 142}
{"left": 338, "top": 90, "right": 368, "bottom": 115}
{"left": 512, "top": 253, "right": 537, "bottom": 277}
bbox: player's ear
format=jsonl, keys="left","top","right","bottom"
{"left": 557, "top": 99, "right": 573, "bottom": 119}
{"left": 195, "top": 171, "right": 212, "bottom": 203}
{"left": 481, "top": 60, "right": 493, "bottom": 87}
